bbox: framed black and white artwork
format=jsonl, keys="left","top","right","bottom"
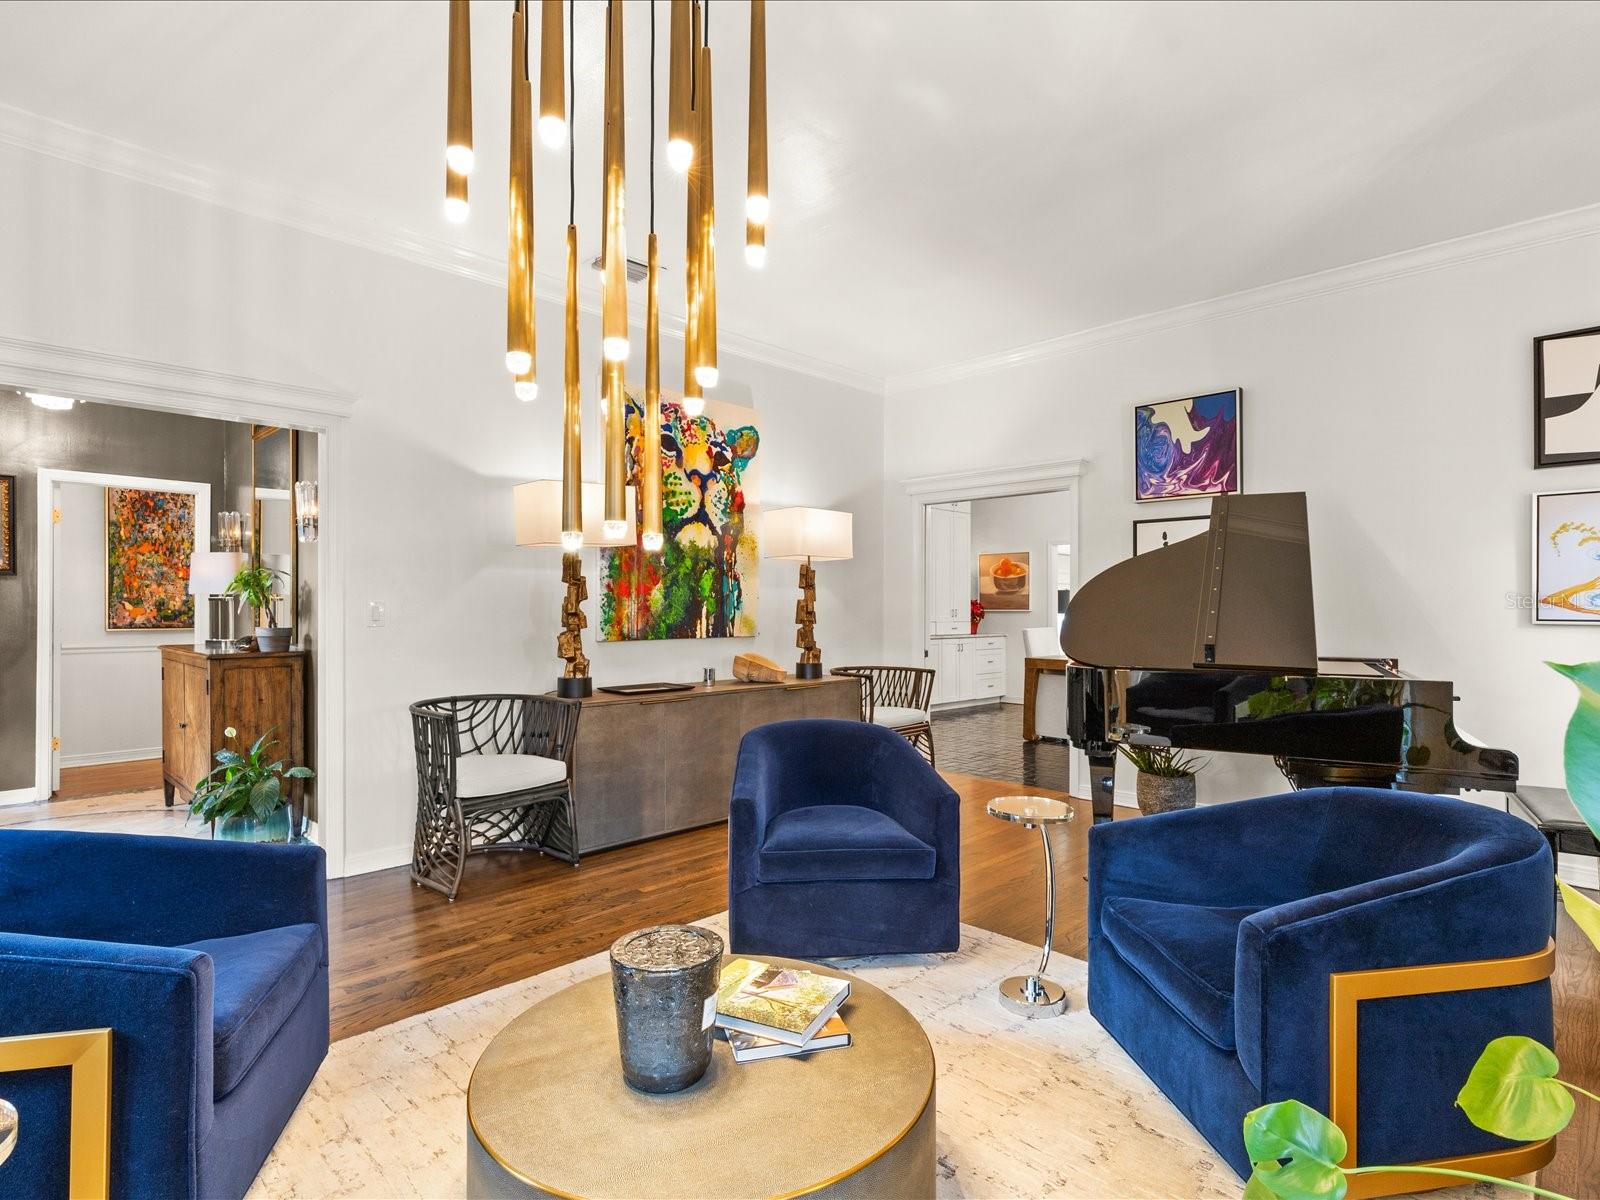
{"left": 1132, "top": 514, "right": 1210, "bottom": 557}
{"left": 1534, "top": 326, "right": 1600, "bottom": 468}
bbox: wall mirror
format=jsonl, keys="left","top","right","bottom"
{"left": 251, "top": 424, "right": 298, "bottom": 634}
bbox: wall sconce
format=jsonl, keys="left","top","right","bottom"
{"left": 217, "top": 511, "right": 244, "bottom": 552}
{"left": 294, "top": 481, "right": 319, "bottom": 543}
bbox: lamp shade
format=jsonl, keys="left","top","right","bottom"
{"left": 764, "top": 508, "right": 853, "bottom": 562}
{"left": 515, "top": 480, "right": 636, "bottom": 548}
{"left": 188, "top": 551, "right": 245, "bottom": 596}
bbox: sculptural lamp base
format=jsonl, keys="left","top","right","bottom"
{"left": 999, "top": 974, "right": 1068, "bottom": 1018}
{"left": 794, "top": 661, "right": 823, "bottom": 679}
{"left": 557, "top": 676, "right": 593, "bottom": 699}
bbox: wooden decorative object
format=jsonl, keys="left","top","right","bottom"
{"left": 733, "top": 652, "right": 785, "bottom": 683}
{"left": 558, "top": 553, "right": 591, "bottom": 684}
{"left": 794, "top": 560, "right": 820, "bottom": 676}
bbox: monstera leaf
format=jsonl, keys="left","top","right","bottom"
{"left": 1456, "top": 1036, "right": 1575, "bottom": 1140}
{"left": 1549, "top": 662, "right": 1600, "bottom": 953}
{"left": 1242, "top": 1100, "right": 1348, "bottom": 1200}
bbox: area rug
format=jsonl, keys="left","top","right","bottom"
{"left": 246, "top": 915, "right": 1354, "bottom": 1199}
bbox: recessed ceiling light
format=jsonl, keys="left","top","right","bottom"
{"left": 26, "top": 392, "right": 75, "bottom": 411}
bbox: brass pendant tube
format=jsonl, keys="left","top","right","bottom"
{"left": 603, "top": 357, "right": 626, "bottom": 532}
{"left": 682, "top": 2, "right": 704, "bottom": 415}
{"left": 694, "top": 42, "right": 718, "bottom": 389}
{"left": 444, "top": 0, "right": 472, "bottom": 219}
{"left": 667, "top": 0, "right": 693, "bottom": 171}
{"left": 538, "top": 0, "right": 566, "bottom": 148}
{"left": 561, "top": 225, "right": 583, "bottom": 549}
{"left": 642, "top": 232, "right": 664, "bottom": 551}
{"left": 507, "top": 2, "right": 535, "bottom": 382}
{"left": 746, "top": 0, "right": 767, "bottom": 267}
{"left": 600, "top": 0, "right": 629, "bottom": 365}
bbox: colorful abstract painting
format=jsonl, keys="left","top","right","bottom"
{"left": 106, "top": 486, "right": 196, "bottom": 630}
{"left": 1534, "top": 489, "right": 1600, "bottom": 625}
{"left": 1134, "top": 389, "right": 1242, "bottom": 502}
{"left": 600, "top": 393, "right": 761, "bottom": 640}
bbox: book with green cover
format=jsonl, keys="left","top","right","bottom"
{"left": 714, "top": 958, "right": 851, "bottom": 1047}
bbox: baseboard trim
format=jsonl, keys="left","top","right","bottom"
{"left": 1559, "top": 856, "right": 1599, "bottom": 891}
{"left": 341, "top": 843, "right": 412, "bottom": 879}
{"left": 0, "top": 787, "right": 40, "bottom": 808}
{"left": 60, "top": 749, "right": 160, "bottom": 769}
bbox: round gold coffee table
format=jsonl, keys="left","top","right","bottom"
{"left": 466, "top": 957, "right": 936, "bottom": 1199}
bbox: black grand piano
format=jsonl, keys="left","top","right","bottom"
{"left": 1064, "top": 491, "right": 1517, "bottom": 821}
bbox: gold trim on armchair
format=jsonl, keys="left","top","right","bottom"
{"left": 1328, "top": 941, "right": 1556, "bottom": 1199}
{"left": 0, "top": 1028, "right": 112, "bottom": 1200}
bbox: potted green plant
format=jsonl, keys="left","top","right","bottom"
{"left": 227, "top": 563, "right": 290, "bottom": 651}
{"left": 1117, "top": 743, "right": 1205, "bottom": 814}
{"left": 190, "top": 727, "right": 313, "bottom": 843}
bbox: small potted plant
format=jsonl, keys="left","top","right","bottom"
{"left": 1117, "top": 744, "right": 1205, "bottom": 814}
{"left": 190, "top": 727, "right": 313, "bottom": 843}
{"left": 226, "top": 563, "right": 290, "bottom": 651}
{"left": 970, "top": 598, "right": 986, "bottom": 635}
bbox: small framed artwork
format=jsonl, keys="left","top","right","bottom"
{"left": 1135, "top": 388, "right": 1242, "bottom": 502}
{"left": 978, "top": 551, "right": 1031, "bottom": 610}
{"left": 0, "top": 475, "right": 13, "bottom": 575}
{"left": 1532, "top": 489, "right": 1600, "bottom": 624}
{"left": 1133, "top": 514, "right": 1210, "bottom": 557}
{"left": 1534, "top": 327, "right": 1600, "bottom": 468}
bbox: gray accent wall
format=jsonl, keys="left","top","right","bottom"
{"left": 0, "top": 393, "right": 230, "bottom": 791}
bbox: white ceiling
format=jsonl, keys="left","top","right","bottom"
{"left": 4, "top": 0, "right": 1600, "bottom": 386}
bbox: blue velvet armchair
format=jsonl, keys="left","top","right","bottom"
{"left": 1088, "top": 787, "right": 1554, "bottom": 1184}
{"left": 729, "top": 719, "right": 960, "bottom": 957}
{"left": 0, "top": 830, "right": 330, "bottom": 1199}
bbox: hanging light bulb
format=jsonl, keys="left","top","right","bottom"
{"left": 445, "top": 0, "right": 473, "bottom": 180}
{"left": 515, "top": 373, "right": 538, "bottom": 402}
{"left": 538, "top": 0, "right": 566, "bottom": 148}
{"left": 667, "top": 0, "right": 694, "bottom": 172}
{"left": 600, "top": 0, "right": 629, "bottom": 365}
{"left": 506, "top": 1, "right": 536, "bottom": 382}
{"left": 692, "top": 32, "right": 719, "bottom": 391}
{"left": 444, "top": 172, "right": 470, "bottom": 224}
{"left": 745, "top": 240, "right": 766, "bottom": 269}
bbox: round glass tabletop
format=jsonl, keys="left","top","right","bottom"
{"left": 986, "top": 795, "right": 1074, "bottom": 827}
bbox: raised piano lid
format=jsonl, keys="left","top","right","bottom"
{"left": 1064, "top": 491, "right": 1318, "bottom": 674}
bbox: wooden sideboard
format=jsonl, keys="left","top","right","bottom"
{"left": 159, "top": 645, "right": 307, "bottom": 806}
{"left": 567, "top": 675, "right": 860, "bottom": 852}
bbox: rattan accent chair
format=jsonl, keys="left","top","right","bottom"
{"left": 830, "top": 666, "right": 937, "bottom": 765}
{"left": 409, "top": 694, "right": 582, "bottom": 899}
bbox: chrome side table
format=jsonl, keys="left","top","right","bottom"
{"left": 986, "top": 794, "right": 1075, "bottom": 1018}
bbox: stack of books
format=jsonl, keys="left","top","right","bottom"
{"left": 714, "top": 958, "right": 853, "bottom": 1063}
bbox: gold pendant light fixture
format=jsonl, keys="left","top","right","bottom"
{"left": 538, "top": 0, "right": 566, "bottom": 148}
{"left": 680, "top": 0, "right": 706, "bottom": 417}
{"left": 666, "top": 0, "right": 694, "bottom": 173}
{"left": 641, "top": 1, "right": 664, "bottom": 554}
{"left": 560, "top": 0, "right": 583, "bottom": 554}
{"left": 443, "top": 0, "right": 472, "bottom": 223}
{"left": 745, "top": 0, "right": 767, "bottom": 268}
{"left": 692, "top": 25, "right": 719, "bottom": 392}
{"left": 600, "top": 0, "right": 628, "bottom": 539}
{"left": 507, "top": 2, "right": 537, "bottom": 396}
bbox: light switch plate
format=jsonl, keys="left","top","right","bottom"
{"left": 367, "top": 601, "right": 386, "bottom": 628}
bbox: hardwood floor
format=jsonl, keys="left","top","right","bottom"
{"left": 0, "top": 760, "right": 202, "bottom": 837}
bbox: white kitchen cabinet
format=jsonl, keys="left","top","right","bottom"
{"left": 925, "top": 504, "right": 972, "bottom": 637}
{"left": 928, "top": 634, "right": 1006, "bottom": 708}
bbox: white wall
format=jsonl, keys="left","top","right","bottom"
{"left": 55, "top": 481, "right": 165, "bottom": 766}
{"left": 967, "top": 490, "right": 1073, "bottom": 701}
{"left": 0, "top": 142, "right": 887, "bottom": 872}
{"left": 885, "top": 232, "right": 1600, "bottom": 805}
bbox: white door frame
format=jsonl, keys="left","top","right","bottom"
{"left": 1, "top": 334, "right": 356, "bottom": 876}
{"left": 902, "top": 459, "right": 1088, "bottom": 660}
{"left": 37, "top": 469, "right": 213, "bottom": 796}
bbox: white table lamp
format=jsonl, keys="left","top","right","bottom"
{"left": 763, "top": 507, "right": 853, "bottom": 679}
{"left": 188, "top": 550, "right": 246, "bottom": 650}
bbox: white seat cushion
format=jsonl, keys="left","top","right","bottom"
{"left": 455, "top": 753, "right": 567, "bottom": 798}
{"left": 872, "top": 705, "right": 929, "bottom": 730}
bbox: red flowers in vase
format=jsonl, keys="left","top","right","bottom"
{"left": 970, "top": 598, "right": 985, "bottom": 634}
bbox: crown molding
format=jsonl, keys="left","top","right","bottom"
{"left": 886, "top": 201, "right": 1600, "bottom": 393}
{"left": 902, "top": 458, "right": 1088, "bottom": 499}
{"left": 0, "top": 102, "right": 883, "bottom": 396}
{"left": 0, "top": 333, "right": 356, "bottom": 422}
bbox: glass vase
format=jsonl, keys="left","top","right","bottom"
{"left": 215, "top": 807, "right": 293, "bottom": 844}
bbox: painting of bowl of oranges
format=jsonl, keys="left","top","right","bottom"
{"left": 978, "top": 552, "right": 1031, "bottom": 610}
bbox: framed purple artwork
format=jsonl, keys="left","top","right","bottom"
{"left": 1134, "top": 389, "right": 1242, "bottom": 502}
